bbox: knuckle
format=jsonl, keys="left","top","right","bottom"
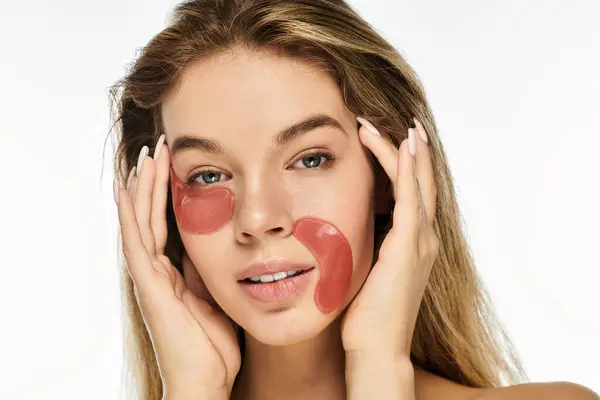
{"left": 426, "top": 236, "right": 440, "bottom": 264}
{"left": 157, "top": 254, "right": 171, "bottom": 265}
{"left": 418, "top": 231, "right": 440, "bottom": 261}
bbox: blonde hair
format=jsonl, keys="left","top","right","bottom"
{"left": 108, "top": 0, "right": 528, "bottom": 398}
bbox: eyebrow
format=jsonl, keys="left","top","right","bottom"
{"left": 169, "top": 114, "right": 347, "bottom": 158}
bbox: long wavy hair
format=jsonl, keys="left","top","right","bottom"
{"left": 108, "top": 0, "right": 528, "bottom": 398}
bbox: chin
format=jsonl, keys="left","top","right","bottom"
{"left": 231, "top": 299, "right": 342, "bottom": 346}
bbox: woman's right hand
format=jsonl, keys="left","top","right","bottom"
{"left": 114, "top": 135, "right": 241, "bottom": 398}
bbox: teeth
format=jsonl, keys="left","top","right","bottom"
{"left": 271, "top": 271, "right": 287, "bottom": 281}
{"left": 248, "top": 270, "right": 302, "bottom": 283}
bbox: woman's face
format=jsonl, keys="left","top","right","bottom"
{"left": 162, "top": 48, "right": 379, "bottom": 345}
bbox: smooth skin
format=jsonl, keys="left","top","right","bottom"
{"left": 115, "top": 117, "right": 598, "bottom": 400}
{"left": 116, "top": 139, "right": 239, "bottom": 398}
{"left": 342, "top": 117, "right": 439, "bottom": 356}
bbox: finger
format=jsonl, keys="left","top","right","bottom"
{"left": 393, "top": 135, "right": 420, "bottom": 236}
{"left": 179, "top": 254, "right": 240, "bottom": 376}
{"left": 116, "top": 186, "right": 154, "bottom": 289}
{"left": 133, "top": 146, "right": 158, "bottom": 255}
{"left": 181, "top": 289, "right": 240, "bottom": 381}
{"left": 150, "top": 135, "right": 169, "bottom": 255}
{"left": 413, "top": 118, "right": 437, "bottom": 224}
{"left": 180, "top": 252, "right": 239, "bottom": 377}
{"left": 356, "top": 117, "right": 399, "bottom": 199}
{"left": 126, "top": 166, "right": 136, "bottom": 194}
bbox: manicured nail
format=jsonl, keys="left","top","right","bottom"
{"left": 113, "top": 178, "right": 120, "bottom": 205}
{"left": 408, "top": 128, "right": 416, "bottom": 157}
{"left": 126, "top": 166, "right": 136, "bottom": 190}
{"left": 356, "top": 116, "right": 381, "bottom": 137}
{"left": 153, "top": 134, "right": 166, "bottom": 160}
{"left": 136, "top": 146, "right": 149, "bottom": 176}
{"left": 413, "top": 117, "right": 428, "bottom": 144}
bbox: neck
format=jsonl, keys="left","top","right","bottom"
{"left": 231, "top": 320, "right": 347, "bottom": 400}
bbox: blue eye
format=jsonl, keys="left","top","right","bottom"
{"left": 186, "top": 170, "right": 230, "bottom": 186}
{"left": 186, "top": 150, "right": 336, "bottom": 186}
{"left": 199, "top": 171, "right": 221, "bottom": 184}
{"left": 292, "top": 151, "right": 335, "bottom": 169}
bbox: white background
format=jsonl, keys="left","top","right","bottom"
{"left": 0, "top": 0, "right": 598, "bottom": 398}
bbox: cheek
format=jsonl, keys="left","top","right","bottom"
{"left": 170, "top": 167, "right": 234, "bottom": 234}
{"left": 293, "top": 217, "right": 353, "bottom": 314}
{"left": 170, "top": 167, "right": 374, "bottom": 315}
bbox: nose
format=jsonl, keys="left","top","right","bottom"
{"left": 233, "top": 176, "right": 293, "bottom": 244}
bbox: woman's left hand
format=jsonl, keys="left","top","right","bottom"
{"left": 340, "top": 116, "right": 439, "bottom": 359}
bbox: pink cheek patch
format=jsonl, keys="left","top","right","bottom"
{"left": 169, "top": 167, "right": 234, "bottom": 234}
{"left": 292, "top": 217, "right": 353, "bottom": 314}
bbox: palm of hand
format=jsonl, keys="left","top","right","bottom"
{"left": 136, "top": 254, "right": 241, "bottom": 390}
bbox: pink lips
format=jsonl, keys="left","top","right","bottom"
{"left": 237, "top": 260, "right": 313, "bottom": 281}
{"left": 238, "top": 260, "right": 314, "bottom": 304}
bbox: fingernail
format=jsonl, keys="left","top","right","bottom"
{"left": 408, "top": 128, "right": 416, "bottom": 157}
{"left": 356, "top": 116, "right": 381, "bottom": 137}
{"left": 113, "top": 178, "right": 120, "bottom": 205}
{"left": 413, "top": 117, "right": 428, "bottom": 144}
{"left": 153, "top": 134, "right": 166, "bottom": 160}
{"left": 126, "top": 166, "right": 136, "bottom": 190}
{"left": 136, "top": 146, "right": 149, "bottom": 176}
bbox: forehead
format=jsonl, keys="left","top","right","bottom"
{"left": 161, "top": 49, "right": 349, "bottom": 145}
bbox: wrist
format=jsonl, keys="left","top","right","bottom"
{"left": 345, "top": 349, "right": 412, "bottom": 366}
{"left": 345, "top": 351, "right": 415, "bottom": 400}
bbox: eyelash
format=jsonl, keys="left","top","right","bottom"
{"left": 185, "top": 150, "right": 336, "bottom": 186}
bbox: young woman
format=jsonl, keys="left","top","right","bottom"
{"left": 110, "top": 1, "right": 598, "bottom": 399}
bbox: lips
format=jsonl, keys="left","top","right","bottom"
{"left": 236, "top": 259, "right": 314, "bottom": 282}
{"left": 239, "top": 268, "right": 315, "bottom": 303}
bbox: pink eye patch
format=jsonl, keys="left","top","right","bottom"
{"left": 169, "top": 167, "right": 234, "bottom": 234}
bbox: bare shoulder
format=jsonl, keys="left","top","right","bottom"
{"left": 413, "top": 366, "right": 479, "bottom": 400}
{"left": 474, "top": 381, "right": 599, "bottom": 400}
{"left": 414, "top": 367, "right": 599, "bottom": 400}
